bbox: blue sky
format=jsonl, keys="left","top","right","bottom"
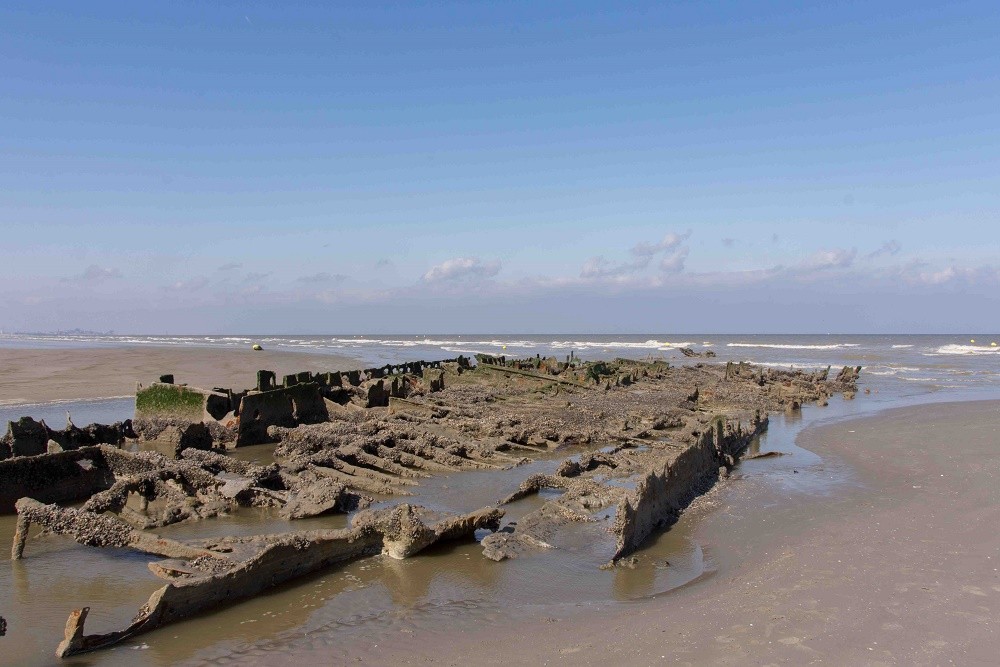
{"left": 2, "top": 1, "right": 998, "bottom": 333}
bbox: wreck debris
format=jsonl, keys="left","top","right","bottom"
{"left": 47, "top": 503, "right": 502, "bottom": 658}
{"left": 479, "top": 415, "right": 764, "bottom": 565}
{"left": 133, "top": 357, "right": 470, "bottom": 448}
{"left": 0, "top": 445, "right": 116, "bottom": 513}
{"left": 2, "top": 354, "right": 861, "bottom": 658}
{"left": 1, "top": 416, "right": 132, "bottom": 460}
{"left": 279, "top": 467, "right": 354, "bottom": 519}
{"left": 0, "top": 443, "right": 355, "bottom": 525}
{"left": 355, "top": 503, "right": 504, "bottom": 559}
{"left": 610, "top": 417, "right": 759, "bottom": 562}
{"left": 679, "top": 347, "right": 716, "bottom": 358}
{"left": 746, "top": 450, "right": 786, "bottom": 459}
{"left": 12, "top": 498, "right": 228, "bottom": 562}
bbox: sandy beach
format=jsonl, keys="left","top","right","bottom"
{"left": 317, "top": 399, "right": 1000, "bottom": 665}
{"left": 2, "top": 344, "right": 998, "bottom": 665}
{"left": 0, "top": 346, "right": 363, "bottom": 404}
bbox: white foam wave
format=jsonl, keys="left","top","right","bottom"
{"left": 930, "top": 344, "right": 1000, "bottom": 356}
{"left": 728, "top": 343, "right": 849, "bottom": 351}
{"left": 549, "top": 339, "right": 695, "bottom": 350}
{"left": 864, "top": 365, "right": 921, "bottom": 377}
{"left": 736, "top": 360, "right": 832, "bottom": 371}
{"left": 891, "top": 344, "right": 914, "bottom": 349}
{"left": 326, "top": 337, "right": 540, "bottom": 349}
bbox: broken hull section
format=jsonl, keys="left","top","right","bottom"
{"left": 49, "top": 505, "right": 501, "bottom": 657}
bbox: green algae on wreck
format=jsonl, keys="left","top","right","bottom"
{"left": 135, "top": 383, "right": 209, "bottom": 421}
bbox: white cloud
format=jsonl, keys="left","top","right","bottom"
{"left": 630, "top": 230, "right": 691, "bottom": 259}
{"left": 867, "top": 240, "right": 902, "bottom": 259}
{"left": 163, "top": 276, "right": 209, "bottom": 291}
{"left": 582, "top": 230, "right": 693, "bottom": 280}
{"left": 797, "top": 248, "right": 857, "bottom": 271}
{"left": 891, "top": 261, "right": 1000, "bottom": 287}
{"left": 659, "top": 247, "right": 689, "bottom": 273}
{"left": 296, "top": 272, "right": 348, "bottom": 284}
{"left": 922, "top": 267, "right": 957, "bottom": 284}
{"left": 580, "top": 256, "right": 619, "bottom": 279}
{"left": 243, "top": 272, "right": 271, "bottom": 284}
{"left": 61, "top": 265, "right": 122, "bottom": 284}
{"left": 423, "top": 257, "right": 501, "bottom": 282}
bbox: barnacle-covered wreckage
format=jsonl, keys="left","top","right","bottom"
{"left": 1, "top": 354, "right": 861, "bottom": 657}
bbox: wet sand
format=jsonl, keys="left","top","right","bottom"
{"left": 327, "top": 399, "right": 1000, "bottom": 665}
{"left": 0, "top": 346, "right": 362, "bottom": 404}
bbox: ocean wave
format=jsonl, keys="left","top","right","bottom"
{"left": 929, "top": 344, "right": 1000, "bottom": 356}
{"left": 864, "top": 365, "right": 922, "bottom": 376}
{"left": 728, "top": 343, "right": 850, "bottom": 350}
{"left": 890, "top": 344, "right": 914, "bottom": 349}
{"left": 326, "top": 338, "right": 539, "bottom": 349}
{"left": 0, "top": 333, "right": 774, "bottom": 355}
{"left": 550, "top": 339, "right": 695, "bottom": 350}
{"left": 319, "top": 337, "right": 700, "bottom": 351}
{"left": 735, "top": 360, "right": 833, "bottom": 371}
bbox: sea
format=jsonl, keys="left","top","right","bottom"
{"left": 2, "top": 332, "right": 1000, "bottom": 665}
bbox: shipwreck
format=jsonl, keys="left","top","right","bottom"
{"left": 2, "top": 353, "right": 862, "bottom": 657}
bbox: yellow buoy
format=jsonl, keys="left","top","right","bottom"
{"left": 252, "top": 344, "right": 262, "bottom": 351}
{"left": 970, "top": 339, "right": 975, "bottom": 343}
{"left": 502, "top": 345, "right": 506, "bottom": 350}
{"left": 992, "top": 342, "right": 998, "bottom": 347}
